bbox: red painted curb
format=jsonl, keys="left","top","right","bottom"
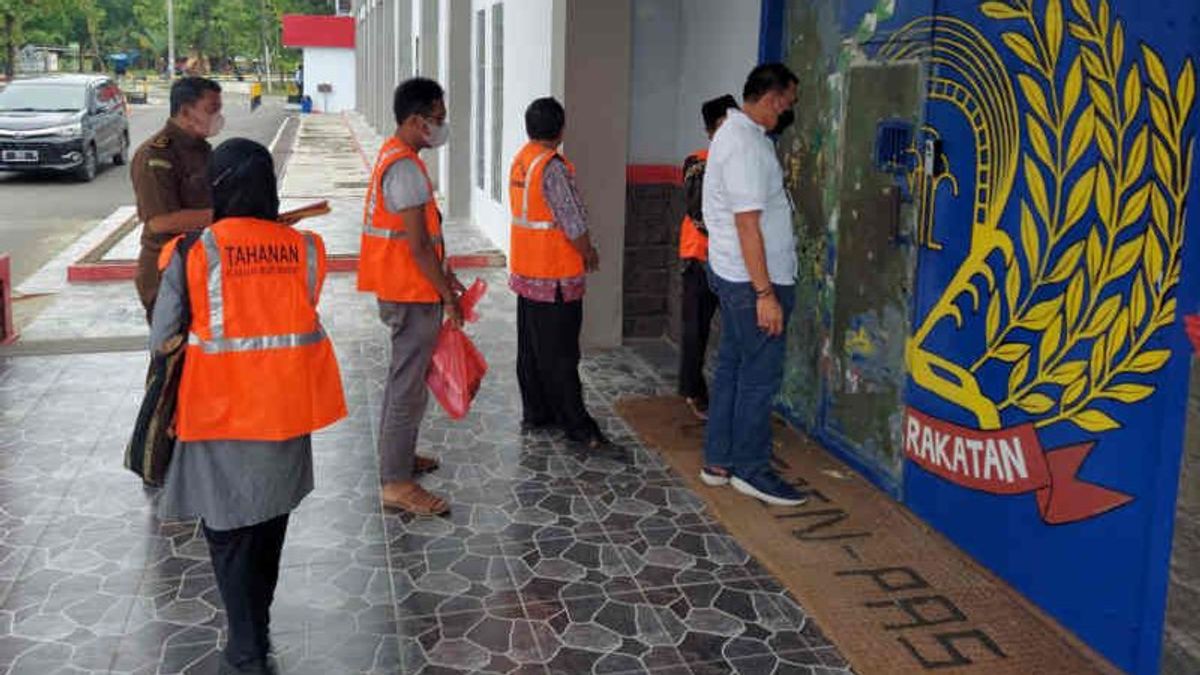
{"left": 67, "top": 252, "right": 507, "bottom": 283}
{"left": 67, "top": 262, "right": 137, "bottom": 282}
{"left": 326, "top": 256, "right": 359, "bottom": 273}
{"left": 627, "top": 164, "right": 683, "bottom": 186}
{"left": 0, "top": 254, "right": 17, "bottom": 345}
{"left": 326, "top": 253, "right": 507, "bottom": 272}
{"left": 449, "top": 253, "right": 507, "bottom": 270}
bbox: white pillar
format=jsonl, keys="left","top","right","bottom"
{"left": 419, "top": 0, "right": 441, "bottom": 186}
{"left": 438, "top": 0, "right": 470, "bottom": 220}
{"left": 564, "top": 0, "right": 631, "bottom": 348}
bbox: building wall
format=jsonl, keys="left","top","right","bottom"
{"left": 623, "top": 181, "right": 681, "bottom": 338}
{"left": 353, "top": 0, "right": 412, "bottom": 137}
{"left": 354, "top": 0, "right": 633, "bottom": 350}
{"left": 626, "top": 0, "right": 760, "bottom": 165}
{"left": 623, "top": 0, "right": 760, "bottom": 340}
{"left": 565, "top": 0, "right": 631, "bottom": 349}
{"left": 437, "top": 0, "right": 472, "bottom": 220}
{"left": 674, "top": 0, "right": 759, "bottom": 159}
{"left": 415, "top": 0, "right": 442, "bottom": 185}
{"left": 302, "top": 48, "right": 357, "bottom": 113}
{"left": 627, "top": 0, "right": 683, "bottom": 165}
{"left": 764, "top": 1, "right": 1200, "bottom": 672}
{"left": 624, "top": 0, "right": 685, "bottom": 339}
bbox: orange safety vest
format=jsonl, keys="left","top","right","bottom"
{"left": 164, "top": 218, "right": 347, "bottom": 442}
{"left": 357, "top": 136, "right": 445, "bottom": 303}
{"left": 679, "top": 149, "right": 709, "bottom": 262}
{"left": 509, "top": 142, "right": 585, "bottom": 280}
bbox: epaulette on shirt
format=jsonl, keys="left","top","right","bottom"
{"left": 150, "top": 134, "right": 171, "bottom": 149}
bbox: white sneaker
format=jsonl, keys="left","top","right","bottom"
{"left": 700, "top": 466, "right": 730, "bottom": 486}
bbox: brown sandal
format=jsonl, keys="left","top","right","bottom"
{"left": 382, "top": 482, "right": 450, "bottom": 516}
{"left": 414, "top": 455, "right": 440, "bottom": 475}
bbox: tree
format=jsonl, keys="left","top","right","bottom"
{"left": 0, "top": 1, "right": 42, "bottom": 79}
{"left": 98, "top": 0, "right": 139, "bottom": 65}
{"left": 2, "top": 0, "right": 336, "bottom": 79}
{"left": 77, "top": 0, "right": 104, "bottom": 71}
{"left": 131, "top": 0, "right": 167, "bottom": 68}
{"left": 0, "top": 1, "right": 81, "bottom": 78}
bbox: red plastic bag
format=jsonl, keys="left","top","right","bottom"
{"left": 426, "top": 278, "right": 489, "bottom": 419}
{"left": 426, "top": 326, "right": 488, "bottom": 419}
{"left": 458, "top": 278, "right": 487, "bottom": 322}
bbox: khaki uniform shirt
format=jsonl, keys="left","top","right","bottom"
{"left": 131, "top": 121, "right": 212, "bottom": 313}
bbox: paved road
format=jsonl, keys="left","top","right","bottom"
{"left": 0, "top": 96, "right": 291, "bottom": 286}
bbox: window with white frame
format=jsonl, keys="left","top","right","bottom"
{"left": 489, "top": 4, "right": 504, "bottom": 202}
{"left": 474, "top": 9, "right": 485, "bottom": 191}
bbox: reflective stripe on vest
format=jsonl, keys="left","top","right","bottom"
{"left": 360, "top": 224, "right": 446, "bottom": 245}
{"left": 513, "top": 150, "right": 557, "bottom": 231}
{"left": 189, "top": 228, "right": 327, "bottom": 355}
{"left": 361, "top": 147, "right": 446, "bottom": 242}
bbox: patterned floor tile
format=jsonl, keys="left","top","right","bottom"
{"left": 0, "top": 255, "right": 852, "bottom": 673}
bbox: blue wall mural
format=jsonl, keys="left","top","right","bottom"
{"left": 766, "top": 1, "right": 1200, "bottom": 672}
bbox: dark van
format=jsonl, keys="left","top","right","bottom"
{"left": 0, "top": 75, "right": 129, "bottom": 182}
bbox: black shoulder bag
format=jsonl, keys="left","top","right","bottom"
{"left": 124, "top": 232, "right": 201, "bottom": 486}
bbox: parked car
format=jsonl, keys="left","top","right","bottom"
{"left": 0, "top": 75, "right": 129, "bottom": 182}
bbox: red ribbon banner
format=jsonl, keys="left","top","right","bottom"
{"left": 904, "top": 407, "right": 1132, "bottom": 524}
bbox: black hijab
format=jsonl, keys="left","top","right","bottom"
{"left": 208, "top": 138, "right": 279, "bottom": 222}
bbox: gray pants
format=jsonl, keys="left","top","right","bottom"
{"left": 377, "top": 300, "right": 443, "bottom": 483}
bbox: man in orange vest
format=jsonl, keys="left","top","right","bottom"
{"left": 509, "top": 97, "right": 607, "bottom": 448}
{"left": 678, "top": 94, "right": 739, "bottom": 420}
{"left": 358, "top": 78, "right": 462, "bottom": 516}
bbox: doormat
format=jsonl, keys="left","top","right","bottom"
{"left": 614, "top": 396, "right": 1119, "bottom": 675}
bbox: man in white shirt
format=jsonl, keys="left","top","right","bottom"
{"left": 699, "top": 63, "right": 805, "bottom": 507}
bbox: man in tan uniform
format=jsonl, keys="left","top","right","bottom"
{"left": 131, "top": 76, "right": 223, "bottom": 319}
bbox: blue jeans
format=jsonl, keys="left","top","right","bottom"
{"left": 704, "top": 270, "right": 795, "bottom": 476}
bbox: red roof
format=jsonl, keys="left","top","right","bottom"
{"left": 281, "top": 15, "right": 355, "bottom": 49}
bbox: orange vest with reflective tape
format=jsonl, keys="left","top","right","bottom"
{"left": 679, "top": 149, "right": 709, "bottom": 262}
{"left": 509, "top": 142, "right": 584, "bottom": 280}
{"left": 358, "top": 136, "right": 445, "bottom": 303}
{"left": 172, "top": 218, "right": 347, "bottom": 442}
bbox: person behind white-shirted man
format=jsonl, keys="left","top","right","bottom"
{"left": 700, "top": 62, "right": 806, "bottom": 507}
{"left": 357, "top": 77, "right": 465, "bottom": 516}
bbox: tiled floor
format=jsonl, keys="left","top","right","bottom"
{"left": 0, "top": 265, "right": 851, "bottom": 674}
{"left": 1, "top": 109, "right": 849, "bottom": 674}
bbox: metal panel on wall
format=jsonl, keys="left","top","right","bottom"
{"left": 772, "top": 0, "right": 930, "bottom": 493}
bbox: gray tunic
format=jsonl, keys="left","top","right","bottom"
{"left": 150, "top": 252, "right": 314, "bottom": 532}
{"left": 382, "top": 158, "right": 432, "bottom": 212}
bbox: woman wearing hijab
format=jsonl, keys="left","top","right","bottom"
{"left": 151, "top": 138, "right": 347, "bottom": 675}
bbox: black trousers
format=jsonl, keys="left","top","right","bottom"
{"left": 678, "top": 260, "right": 719, "bottom": 401}
{"left": 517, "top": 291, "right": 598, "bottom": 437}
{"left": 203, "top": 514, "right": 289, "bottom": 667}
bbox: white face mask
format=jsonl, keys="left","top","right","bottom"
{"left": 423, "top": 119, "right": 449, "bottom": 148}
{"left": 206, "top": 112, "right": 226, "bottom": 138}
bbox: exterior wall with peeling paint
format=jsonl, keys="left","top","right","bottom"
{"left": 764, "top": 1, "right": 1200, "bottom": 672}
